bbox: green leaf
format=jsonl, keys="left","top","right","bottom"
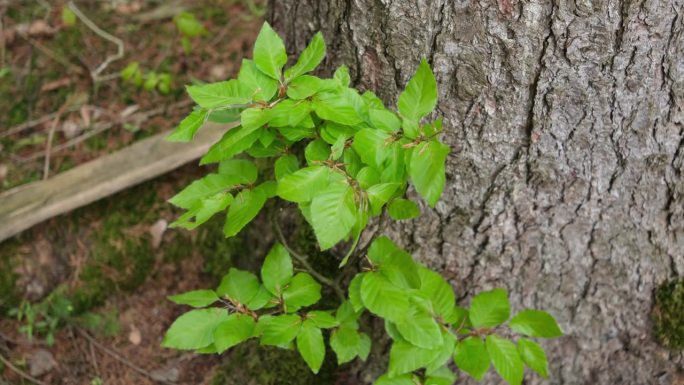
{"left": 425, "top": 330, "right": 456, "bottom": 373}
{"left": 307, "top": 311, "right": 338, "bottom": 329}
{"left": 168, "top": 290, "right": 219, "bottom": 308}
{"left": 187, "top": 80, "right": 249, "bottom": 109}
{"left": 169, "top": 173, "right": 242, "bottom": 209}
{"left": 216, "top": 268, "right": 260, "bottom": 304}
{"left": 469, "top": 288, "right": 510, "bottom": 328}
{"left": 509, "top": 310, "right": 563, "bottom": 338}
{"left": 330, "top": 134, "right": 347, "bottom": 161}
{"left": 381, "top": 141, "right": 408, "bottom": 183}
{"left": 224, "top": 187, "right": 267, "bottom": 237}
{"left": 310, "top": 181, "right": 357, "bottom": 250}
{"left": 348, "top": 273, "right": 365, "bottom": 312}
{"left": 238, "top": 59, "right": 278, "bottom": 102}
{"left": 416, "top": 267, "right": 455, "bottom": 320}
{"left": 336, "top": 301, "right": 361, "bottom": 327}
{"left": 167, "top": 109, "right": 207, "bottom": 142}
{"left": 173, "top": 11, "right": 207, "bottom": 37}
{"left": 241, "top": 107, "right": 271, "bottom": 130}
{"left": 366, "top": 183, "right": 399, "bottom": 215}
{"left": 283, "top": 273, "right": 322, "bottom": 312}
{"left": 334, "top": 65, "right": 350, "bottom": 87}
{"left": 368, "top": 237, "right": 421, "bottom": 289}
{"left": 270, "top": 100, "right": 312, "bottom": 127}
{"left": 388, "top": 199, "right": 420, "bottom": 220}
{"left": 218, "top": 159, "right": 258, "bottom": 184}
{"left": 454, "top": 337, "right": 490, "bottom": 381}
{"left": 62, "top": 7, "right": 76, "bottom": 27}
{"left": 305, "top": 139, "right": 331, "bottom": 164}
{"left": 394, "top": 306, "right": 443, "bottom": 349}
{"left": 369, "top": 109, "right": 401, "bottom": 132}
{"left": 170, "top": 192, "right": 232, "bottom": 230}
{"left": 296, "top": 320, "right": 325, "bottom": 373}
{"left": 287, "top": 75, "right": 321, "bottom": 100}
{"left": 274, "top": 155, "right": 299, "bottom": 180}
{"left": 388, "top": 340, "right": 441, "bottom": 377}
{"left": 356, "top": 167, "right": 381, "bottom": 190}
{"left": 360, "top": 272, "right": 409, "bottom": 322}
{"left": 518, "top": 338, "right": 548, "bottom": 378}
{"left": 486, "top": 335, "right": 524, "bottom": 385}
{"left": 397, "top": 58, "right": 437, "bottom": 122}
{"left": 253, "top": 22, "right": 287, "bottom": 80}
{"left": 425, "top": 366, "right": 457, "bottom": 385}
{"left": 408, "top": 140, "right": 449, "bottom": 207}
{"left": 373, "top": 374, "right": 415, "bottom": 385}
{"left": 352, "top": 128, "right": 391, "bottom": 169}
{"left": 214, "top": 313, "right": 256, "bottom": 352}
{"left": 330, "top": 325, "right": 361, "bottom": 364}
{"left": 277, "top": 166, "right": 333, "bottom": 203}
{"left": 245, "top": 285, "right": 277, "bottom": 310}
{"left": 258, "top": 314, "right": 302, "bottom": 346}
{"left": 313, "top": 92, "right": 362, "bottom": 125}
{"left": 343, "top": 148, "right": 363, "bottom": 178}
{"left": 200, "top": 125, "right": 261, "bottom": 164}
{"left": 261, "top": 243, "right": 293, "bottom": 296}
{"left": 285, "top": 32, "right": 326, "bottom": 81}
{"left": 162, "top": 308, "right": 229, "bottom": 350}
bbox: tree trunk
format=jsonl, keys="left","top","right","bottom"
{"left": 269, "top": 1, "right": 684, "bottom": 384}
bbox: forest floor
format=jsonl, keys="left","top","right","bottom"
{"left": 0, "top": 1, "right": 350, "bottom": 384}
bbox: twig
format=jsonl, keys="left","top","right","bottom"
{"left": 272, "top": 211, "right": 345, "bottom": 301}
{"left": 0, "top": 352, "right": 49, "bottom": 385}
{"left": 74, "top": 327, "right": 174, "bottom": 385}
{"left": 67, "top": 1, "right": 124, "bottom": 81}
{"left": 43, "top": 103, "right": 70, "bottom": 179}
{"left": 0, "top": 104, "right": 94, "bottom": 138}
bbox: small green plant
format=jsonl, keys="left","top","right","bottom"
{"left": 120, "top": 61, "right": 173, "bottom": 94}
{"left": 163, "top": 22, "right": 563, "bottom": 385}
{"left": 173, "top": 11, "right": 208, "bottom": 54}
{"left": 652, "top": 278, "right": 684, "bottom": 350}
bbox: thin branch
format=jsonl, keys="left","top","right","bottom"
{"left": 74, "top": 327, "right": 174, "bottom": 385}
{"left": 0, "top": 353, "right": 49, "bottom": 385}
{"left": 272, "top": 212, "right": 345, "bottom": 301}
{"left": 67, "top": 1, "right": 124, "bottom": 81}
{"left": 42, "top": 103, "right": 69, "bottom": 179}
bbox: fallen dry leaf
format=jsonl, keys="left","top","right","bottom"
{"left": 128, "top": 325, "right": 142, "bottom": 345}
{"left": 149, "top": 219, "right": 168, "bottom": 249}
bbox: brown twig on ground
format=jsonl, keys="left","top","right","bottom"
{"left": 0, "top": 352, "right": 49, "bottom": 385}
{"left": 74, "top": 327, "right": 174, "bottom": 385}
{"left": 0, "top": 105, "right": 88, "bottom": 138}
{"left": 67, "top": 1, "right": 124, "bottom": 82}
{"left": 42, "top": 103, "right": 70, "bottom": 179}
{"left": 272, "top": 210, "right": 346, "bottom": 301}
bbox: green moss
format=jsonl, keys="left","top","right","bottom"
{"left": 652, "top": 278, "right": 684, "bottom": 350}
{"left": 211, "top": 340, "right": 338, "bottom": 385}
{"left": 0, "top": 242, "right": 19, "bottom": 314}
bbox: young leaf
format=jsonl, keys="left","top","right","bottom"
{"left": 245, "top": 285, "right": 277, "bottom": 311}
{"left": 241, "top": 107, "right": 271, "bottom": 130}
{"left": 469, "top": 288, "right": 510, "bottom": 328}
{"left": 373, "top": 374, "right": 415, "bottom": 385}
{"left": 238, "top": 59, "right": 278, "bottom": 102}
{"left": 486, "top": 335, "right": 524, "bottom": 385}
{"left": 408, "top": 140, "right": 449, "bottom": 207}
{"left": 397, "top": 58, "right": 437, "bottom": 122}
{"left": 394, "top": 307, "right": 443, "bottom": 349}
{"left": 366, "top": 183, "right": 400, "bottom": 215}
{"left": 313, "top": 92, "right": 363, "bottom": 125}
{"left": 253, "top": 22, "right": 287, "bottom": 80}
{"left": 330, "top": 134, "right": 347, "bottom": 160}
{"left": 213, "top": 313, "right": 256, "bottom": 353}
{"left": 168, "top": 290, "right": 219, "bottom": 308}
{"left": 167, "top": 109, "right": 207, "bottom": 142}
{"left": 518, "top": 338, "right": 548, "bottom": 378}
{"left": 162, "top": 308, "right": 229, "bottom": 350}
{"left": 425, "top": 366, "right": 457, "bottom": 385}
{"left": 369, "top": 109, "right": 401, "bottom": 132}
{"left": 388, "top": 199, "right": 420, "bottom": 220}
{"left": 356, "top": 167, "right": 381, "bottom": 190}
{"left": 277, "top": 166, "right": 334, "bottom": 203}
{"left": 415, "top": 267, "right": 455, "bottom": 320}
{"left": 218, "top": 159, "right": 258, "bottom": 184}
{"left": 330, "top": 325, "right": 361, "bottom": 364}
{"left": 348, "top": 273, "right": 365, "bottom": 312}
{"left": 388, "top": 340, "right": 441, "bottom": 377}
{"left": 334, "top": 65, "right": 351, "bottom": 87}
{"left": 285, "top": 32, "right": 326, "bottom": 81}
{"left": 310, "top": 182, "right": 357, "bottom": 250}
{"left": 352, "top": 128, "right": 391, "bottom": 169}
{"left": 216, "top": 268, "right": 260, "bottom": 304}
{"left": 360, "top": 272, "right": 409, "bottom": 322}
{"left": 224, "top": 187, "right": 267, "bottom": 237}
{"left": 261, "top": 243, "right": 293, "bottom": 296}
{"left": 258, "top": 314, "right": 302, "bottom": 346}
{"left": 283, "top": 273, "right": 322, "bottom": 312}
{"left": 307, "top": 311, "right": 338, "bottom": 329}
{"left": 509, "top": 310, "right": 563, "bottom": 338}
{"left": 274, "top": 155, "right": 299, "bottom": 180}
{"left": 454, "top": 337, "right": 490, "bottom": 380}
{"left": 187, "top": 80, "right": 249, "bottom": 109}
{"left": 200, "top": 126, "right": 261, "bottom": 164}
{"left": 296, "top": 320, "right": 325, "bottom": 373}
{"left": 170, "top": 192, "right": 233, "bottom": 230}
{"left": 270, "top": 99, "right": 312, "bottom": 127}
{"left": 287, "top": 75, "right": 322, "bottom": 100}
{"left": 305, "top": 139, "right": 331, "bottom": 164}
{"left": 169, "top": 173, "right": 242, "bottom": 209}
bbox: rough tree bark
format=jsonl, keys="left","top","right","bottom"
{"left": 269, "top": 1, "right": 683, "bottom": 384}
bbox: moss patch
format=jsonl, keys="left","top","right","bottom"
{"left": 652, "top": 278, "right": 684, "bottom": 350}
